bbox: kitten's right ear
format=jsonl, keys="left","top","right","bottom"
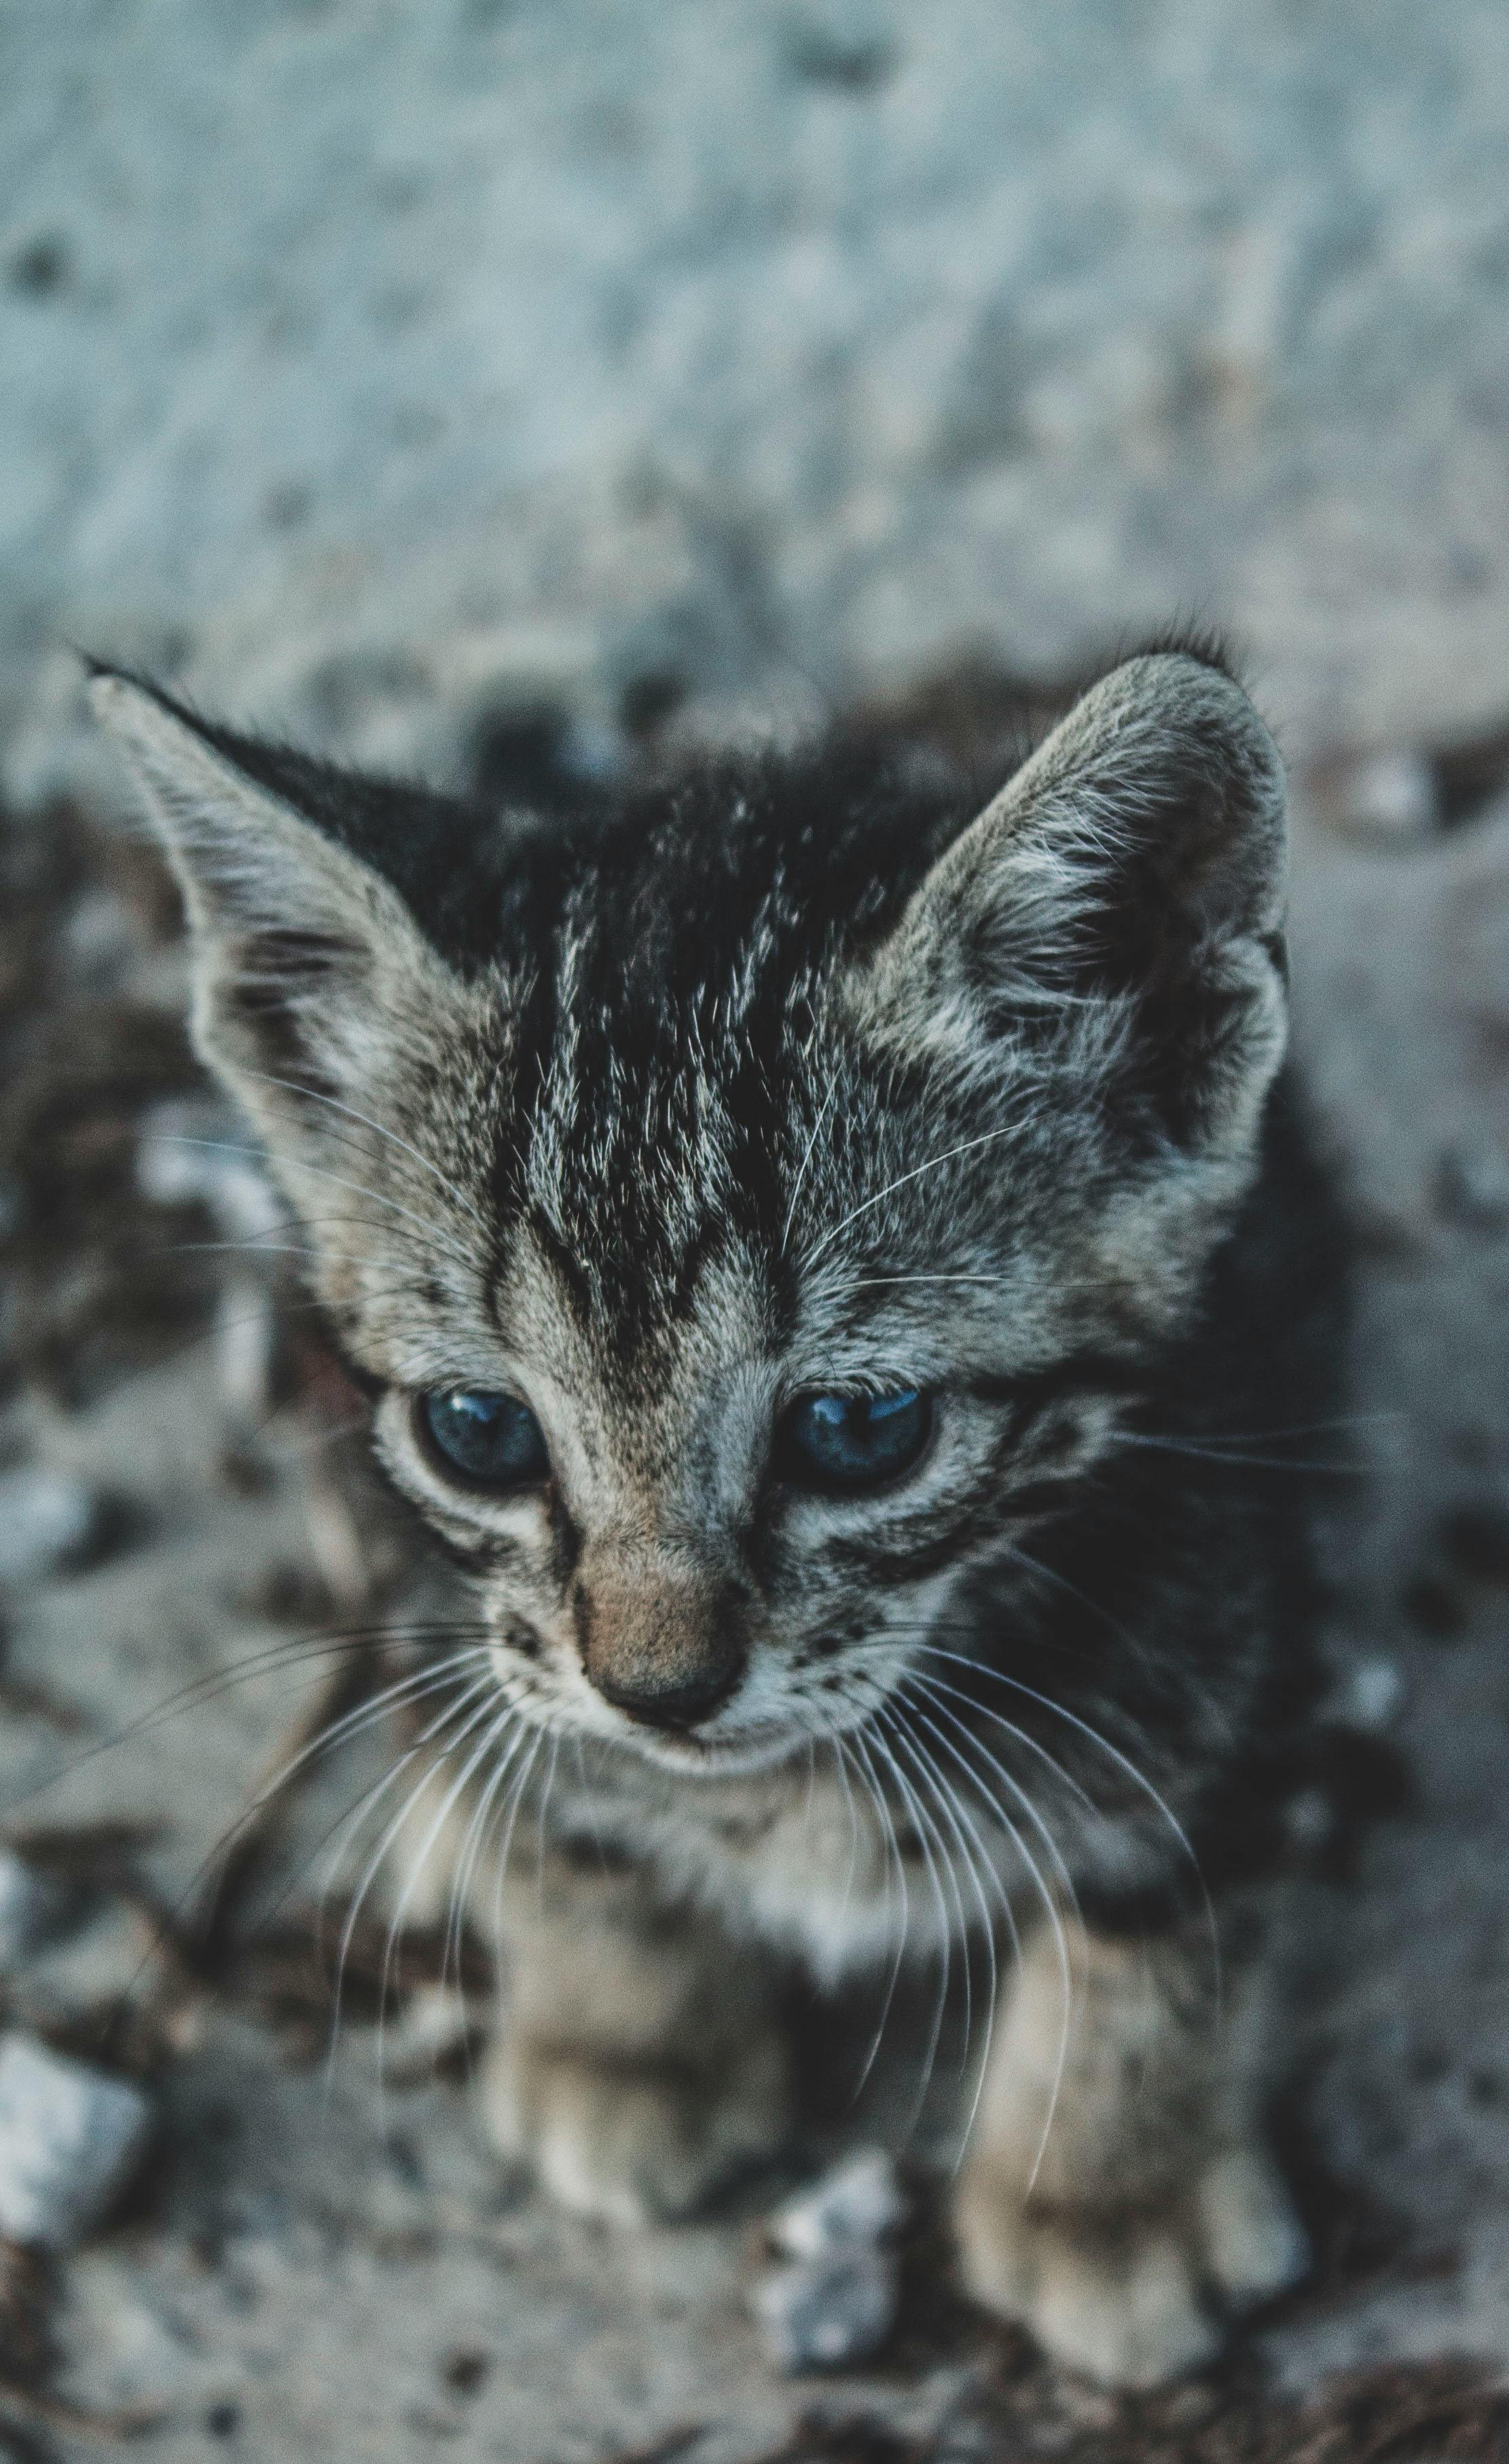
{"left": 850, "top": 651, "right": 1290, "bottom": 1167}
{"left": 89, "top": 670, "right": 475, "bottom": 1151}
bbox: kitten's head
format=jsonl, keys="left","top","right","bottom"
{"left": 94, "top": 649, "right": 1287, "bottom": 1777}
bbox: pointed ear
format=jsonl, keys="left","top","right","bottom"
{"left": 89, "top": 671, "right": 479, "bottom": 1161}
{"left": 852, "top": 651, "right": 1290, "bottom": 1159}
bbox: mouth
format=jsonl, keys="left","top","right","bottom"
{"left": 612, "top": 1715, "right": 816, "bottom": 1780}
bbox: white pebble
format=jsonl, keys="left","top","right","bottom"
{"left": 0, "top": 1853, "right": 69, "bottom": 1972}
{"left": 0, "top": 1468, "right": 106, "bottom": 1584}
{"left": 1338, "top": 748, "right": 1438, "bottom": 838}
{"left": 752, "top": 2245, "right": 900, "bottom": 2372}
{"left": 0, "top": 2034, "right": 151, "bottom": 2250}
{"left": 1284, "top": 1788, "right": 1335, "bottom": 1851}
{"left": 767, "top": 2146, "right": 906, "bottom": 2262}
{"left": 1338, "top": 1657, "right": 1404, "bottom": 1732}
{"left": 1436, "top": 1139, "right": 1509, "bottom": 1231}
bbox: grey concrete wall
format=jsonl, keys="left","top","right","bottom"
{"left": 6, "top": 0, "right": 1509, "bottom": 805}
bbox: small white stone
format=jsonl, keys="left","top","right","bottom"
{"left": 1338, "top": 1657, "right": 1405, "bottom": 1733}
{"left": 1283, "top": 1788, "right": 1334, "bottom": 1851}
{"left": 377, "top": 1985, "right": 474, "bottom": 2081}
{"left": 0, "top": 1853, "right": 69, "bottom": 1972}
{"left": 0, "top": 2035, "right": 151, "bottom": 2251}
{"left": 1436, "top": 1139, "right": 1509, "bottom": 1231}
{"left": 751, "top": 2246, "right": 900, "bottom": 2372}
{"left": 0, "top": 1468, "right": 106, "bottom": 1584}
{"left": 767, "top": 2147, "right": 906, "bottom": 2261}
{"left": 1339, "top": 748, "right": 1438, "bottom": 838}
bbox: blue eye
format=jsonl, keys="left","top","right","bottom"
{"left": 420, "top": 1390, "right": 549, "bottom": 1490}
{"left": 778, "top": 1387, "right": 932, "bottom": 1493}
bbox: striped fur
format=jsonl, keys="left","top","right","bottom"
{"left": 94, "top": 644, "right": 1345, "bottom": 2387}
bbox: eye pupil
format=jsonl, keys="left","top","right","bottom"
{"left": 778, "top": 1386, "right": 931, "bottom": 1493}
{"left": 421, "top": 1390, "right": 549, "bottom": 1489}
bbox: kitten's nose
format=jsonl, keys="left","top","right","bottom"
{"left": 593, "top": 1654, "right": 741, "bottom": 1731}
{"left": 574, "top": 1552, "right": 744, "bottom": 1732}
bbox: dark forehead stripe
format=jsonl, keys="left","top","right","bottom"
{"left": 486, "top": 744, "right": 975, "bottom": 1341}
{"left": 139, "top": 684, "right": 993, "bottom": 1343}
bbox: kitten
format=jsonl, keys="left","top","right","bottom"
{"left": 93, "top": 642, "right": 1344, "bottom": 2389}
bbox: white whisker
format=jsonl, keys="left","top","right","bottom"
{"left": 886, "top": 1716, "right": 1005, "bottom": 2162}
{"left": 867, "top": 1718, "right": 954, "bottom": 2141}
{"left": 239, "top": 1066, "right": 494, "bottom": 1238}
{"left": 847, "top": 1728, "right": 911, "bottom": 2100}
{"left": 805, "top": 1119, "right": 1031, "bottom": 1267}
{"left": 910, "top": 1643, "right": 1221, "bottom": 2010}
{"left": 150, "top": 1136, "right": 477, "bottom": 1274}
{"left": 904, "top": 1695, "right": 1073, "bottom": 2186}
{"left": 781, "top": 1073, "right": 839, "bottom": 1253}
{"left": 374, "top": 1701, "right": 522, "bottom": 2082}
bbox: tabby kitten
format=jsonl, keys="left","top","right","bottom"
{"left": 93, "top": 644, "right": 1342, "bottom": 2389}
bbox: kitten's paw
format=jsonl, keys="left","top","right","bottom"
{"left": 480, "top": 2028, "right": 789, "bottom": 2226}
{"left": 956, "top": 2192, "right": 1219, "bottom": 2390}
{"left": 1194, "top": 2144, "right": 1310, "bottom": 2310}
{"left": 954, "top": 2145, "right": 1307, "bottom": 2390}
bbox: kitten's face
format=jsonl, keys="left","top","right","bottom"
{"left": 353, "top": 1049, "right": 1144, "bottom": 1777}
{"left": 94, "top": 651, "right": 1289, "bottom": 1779}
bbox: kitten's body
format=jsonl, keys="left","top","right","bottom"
{"left": 95, "top": 645, "right": 1345, "bottom": 2389}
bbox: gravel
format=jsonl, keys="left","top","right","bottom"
{"left": 7, "top": 1, "right": 1509, "bottom": 810}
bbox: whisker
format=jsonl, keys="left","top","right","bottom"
{"left": 375, "top": 1703, "right": 520, "bottom": 2092}
{"left": 1, "top": 1621, "right": 502, "bottom": 1822}
{"left": 781, "top": 1074, "right": 839, "bottom": 1254}
{"left": 488, "top": 1728, "right": 548, "bottom": 1961}
{"left": 885, "top": 1715, "right": 1006, "bottom": 2164}
{"left": 848, "top": 1273, "right": 1023, "bottom": 1290}
{"left": 903, "top": 1692, "right": 1074, "bottom": 2186}
{"left": 829, "top": 1734, "right": 864, "bottom": 1929}
{"left": 907, "top": 1675, "right": 1083, "bottom": 1918}
{"left": 846, "top": 1729, "right": 910, "bottom": 2102}
{"left": 1135, "top": 1411, "right": 1395, "bottom": 1447}
{"left": 899, "top": 1666, "right": 1099, "bottom": 1823}
{"left": 996, "top": 1545, "right": 1163, "bottom": 1688}
{"left": 443, "top": 1719, "right": 537, "bottom": 2034}
{"left": 908, "top": 1642, "right": 1222, "bottom": 2012}
{"left": 866, "top": 1718, "right": 954, "bottom": 2142}
{"left": 805, "top": 1121, "right": 1026, "bottom": 1267}
{"left": 1114, "top": 1432, "right": 1364, "bottom": 1476}
{"left": 881, "top": 1714, "right": 979, "bottom": 2119}
{"left": 324, "top": 1675, "right": 503, "bottom": 2081}
{"left": 236, "top": 1067, "right": 494, "bottom": 1239}
{"left": 532, "top": 1732, "right": 562, "bottom": 1913}
{"left": 148, "top": 1137, "right": 477, "bottom": 1275}
{"left": 103, "top": 1652, "right": 486, "bottom": 2023}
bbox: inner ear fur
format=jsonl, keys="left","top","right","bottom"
{"left": 850, "top": 652, "right": 1290, "bottom": 1157}
{"left": 89, "top": 669, "right": 477, "bottom": 1146}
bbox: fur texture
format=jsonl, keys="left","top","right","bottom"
{"left": 93, "top": 645, "right": 1345, "bottom": 2387}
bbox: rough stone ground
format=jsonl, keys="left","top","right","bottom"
{"left": 3, "top": 3, "right": 1509, "bottom": 2457}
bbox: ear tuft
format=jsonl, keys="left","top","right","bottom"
{"left": 851, "top": 652, "right": 1290, "bottom": 1161}
{"left": 90, "top": 669, "right": 470, "bottom": 1146}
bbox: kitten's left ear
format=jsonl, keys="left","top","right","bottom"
{"left": 852, "top": 651, "right": 1289, "bottom": 1160}
{"left": 88, "top": 670, "right": 481, "bottom": 1166}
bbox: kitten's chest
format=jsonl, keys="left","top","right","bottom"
{"left": 549, "top": 1757, "right": 938, "bottom": 1978}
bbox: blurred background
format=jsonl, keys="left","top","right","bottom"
{"left": 8, "top": 0, "right": 1509, "bottom": 803}
{"left": 2, "top": 6, "right": 1509, "bottom": 2461}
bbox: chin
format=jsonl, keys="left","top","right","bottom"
{"left": 615, "top": 1720, "right": 813, "bottom": 1782}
